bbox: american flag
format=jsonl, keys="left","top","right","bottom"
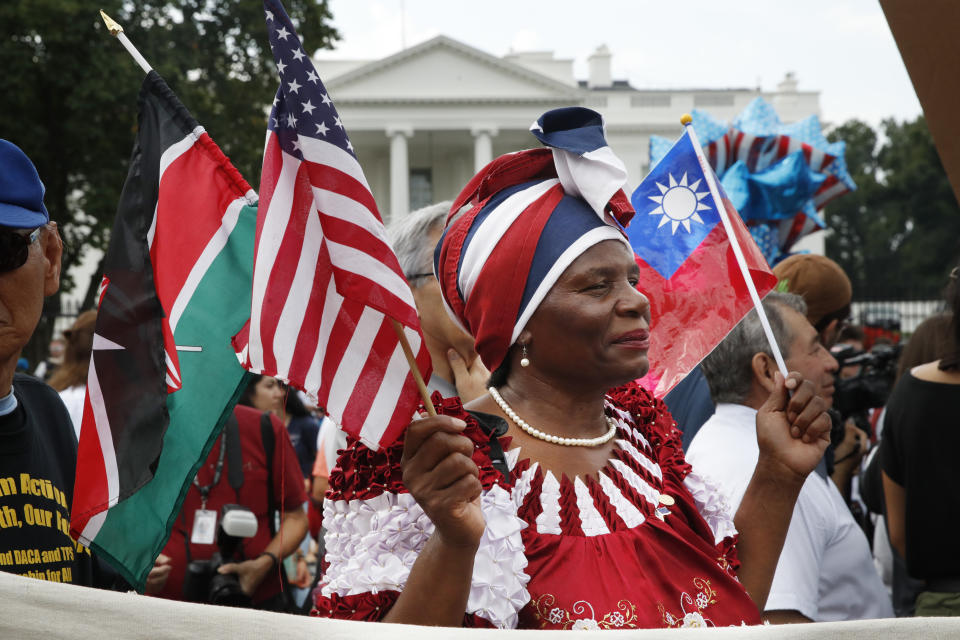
{"left": 233, "top": 0, "right": 431, "bottom": 450}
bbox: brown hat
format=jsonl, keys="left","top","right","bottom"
{"left": 773, "top": 254, "right": 852, "bottom": 326}
{"left": 63, "top": 309, "right": 97, "bottom": 341}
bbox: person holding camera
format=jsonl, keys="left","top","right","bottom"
{"left": 688, "top": 292, "right": 893, "bottom": 623}
{"left": 147, "top": 377, "right": 308, "bottom": 611}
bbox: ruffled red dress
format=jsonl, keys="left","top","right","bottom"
{"left": 313, "top": 383, "right": 761, "bottom": 629}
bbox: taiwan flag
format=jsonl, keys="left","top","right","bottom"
{"left": 628, "top": 128, "right": 777, "bottom": 397}
{"left": 71, "top": 71, "right": 257, "bottom": 590}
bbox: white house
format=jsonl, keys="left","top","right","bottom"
{"left": 64, "top": 38, "right": 823, "bottom": 312}
{"left": 314, "top": 36, "right": 821, "bottom": 222}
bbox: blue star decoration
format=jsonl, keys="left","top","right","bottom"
{"left": 646, "top": 97, "right": 857, "bottom": 263}
{"left": 265, "top": 6, "right": 356, "bottom": 163}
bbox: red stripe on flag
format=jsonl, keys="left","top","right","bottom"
{"left": 338, "top": 318, "right": 405, "bottom": 429}
{"left": 255, "top": 133, "right": 284, "bottom": 241}
{"left": 318, "top": 213, "right": 403, "bottom": 272}
{"left": 285, "top": 243, "right": 334, "bottom": 385}
{"left": 329, "top": 265, "right": 421, "bottom": 328}
{"left": 160, "top": 319, "right": 181, "bottom": 393}
{"left": 381, "top": 346, "right": 432, "bottom": 445}
{"left": 70, "top": 377, "right": 110, "bottom": 538}
{"left": 320, "top": 300, "right": 367, "bottom": 396}
{"left": 257, "top": 160, "right": 316, "bottom": 376}
{"left": 233, "top": 319, "right": 251, "bottom": 361}
{"left": 306, "top": 161, "right": 380, "bottom": 217}
{"left": 151, "top": 138, "right": 239, "bottom": 303}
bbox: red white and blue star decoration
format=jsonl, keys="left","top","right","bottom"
{"left": 649, "top": 97, "right": 856, "bottom": 264}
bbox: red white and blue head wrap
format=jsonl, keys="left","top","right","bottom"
{"left": 435, "top": 107, "right": 636, "bottom": 371}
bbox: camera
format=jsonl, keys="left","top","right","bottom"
{"left": 182, "top": 504, "right": 258, "bottom": 607}
{"left": 831, "top": 343, "right": 903, "bottom": 438}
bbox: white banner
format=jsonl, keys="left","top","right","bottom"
{"left": 1, "top": 571, "right": 956, "bottom": 639}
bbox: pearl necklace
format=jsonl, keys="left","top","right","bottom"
{"left": 488, "top": 387, "right": 618, "bottom": 447}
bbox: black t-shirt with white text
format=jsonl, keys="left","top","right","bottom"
{"left": 0, "top": 373, "right": 93, "bottom": 585}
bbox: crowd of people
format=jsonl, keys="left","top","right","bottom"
{"left": 2, "top": 103, "right": 960, "bottom": 630}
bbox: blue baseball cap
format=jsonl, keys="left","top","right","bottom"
{"left": 0, "top": 139, "right": 49, "bottom": 228}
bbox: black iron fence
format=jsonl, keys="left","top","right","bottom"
{"left": 850, "top": 298, "right": 945, "bottom": 337}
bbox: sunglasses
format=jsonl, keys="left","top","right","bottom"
{"left": 0, "top": 227, "right": 41, "bottom": 273}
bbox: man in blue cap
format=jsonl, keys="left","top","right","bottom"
{"left": 0, "top": 139, "right": 96, "bottom": 586}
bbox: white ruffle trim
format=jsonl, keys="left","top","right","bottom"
{"left": 683, "top": 470, "right": 738, "bottom": 545}
{"left": 504, "top": 446, "right": 522, "bottom": 471}
{"left": 616, "top": 436, "right": 663, "bottom": 481}
{"left": 597, "top": 471, "right": 645, "bottom": 528}
{"left": 322, "top": 493, "right": 431, "bottom": 596}
{"left": 535, "top": 471, "right": 562, "bottom": 534}
{"left": 574, "top": 477, "right": 610, "bottom": 536}
{"left": 610, "top": 457, "right": 661, "bottom": 506}
{"left": 511, "top": 462, "right": 539, "bottom": 510}
{"left": 321, "top": 486, "right": 530, "bottom": 629}
{"left": 467, "top": 484, "right": 531, "bottom": 628}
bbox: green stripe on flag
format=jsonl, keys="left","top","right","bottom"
{"left": 90, "top": 203, "right": 258, "bottom": 590}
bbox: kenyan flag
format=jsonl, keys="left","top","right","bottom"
{"left": 71, "top": 71, "right": 257, "bottom": 589}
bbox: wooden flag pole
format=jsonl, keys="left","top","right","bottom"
{"left": 390, "top": 320, "right": 437, "bottom": 417}
{"left": 100, "top": 10, "right": 153, "bottom": 74}
{"left": 681, "top": 114, "right": 790, "bottom": 379}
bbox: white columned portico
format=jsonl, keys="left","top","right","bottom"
{"left": 387, "top": 126, "right": 413, "bottom": 219}
{"left": 471, "top": 126, "right": 498, "bottom": 172}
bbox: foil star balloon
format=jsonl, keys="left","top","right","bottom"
{"left": 649, "top": 97, "right": 856, "bottom": 264}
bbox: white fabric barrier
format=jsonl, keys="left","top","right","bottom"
{"left": 1, "top": 571, "right": 957, "bottom": 639}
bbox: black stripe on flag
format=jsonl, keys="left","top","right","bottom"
{"left": 93, "top": 71, "right": 200, "bottom": 496}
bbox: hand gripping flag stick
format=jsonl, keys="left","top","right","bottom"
{"left": 682, "top": 114, "right": 790, "bottom": 379}
{"left": 100, "top": 10, "right": 153, "bottom": 74}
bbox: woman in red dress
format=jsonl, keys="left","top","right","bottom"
{"left": 313, "top": 107, "right": 832, "bottom": 629}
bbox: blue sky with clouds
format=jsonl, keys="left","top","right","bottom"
{"left": 317, "top": 0, "right": 921, "bottom": 127}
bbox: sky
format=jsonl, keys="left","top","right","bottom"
{"left": 316, "top": 0, "right": 921, "bottom": 128}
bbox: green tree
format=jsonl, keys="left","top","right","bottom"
{"left": 0, "top": 0, "right": 338, "bottom": 366}
{"left": 826, "top": 116, "right": 960, "bottom": 299}
{"left": 824, "top": 120, "right": 881, "bottom": 292}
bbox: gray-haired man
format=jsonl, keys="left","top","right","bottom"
{"left": 687, "top": 292, "right": 892, "bottom": 623}
{"left": 388, "top": 202, "right": 489, "bottom": 402}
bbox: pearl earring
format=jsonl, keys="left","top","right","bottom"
{"left": 520, "top": 344, "right": 530, "bottom": 367}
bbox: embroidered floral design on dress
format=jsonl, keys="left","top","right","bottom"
{"left": 657, "top": 577, "right": 718, "bottom": 628}
{"left": 531, "top": 594, "right": 638, "bottom": 629}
